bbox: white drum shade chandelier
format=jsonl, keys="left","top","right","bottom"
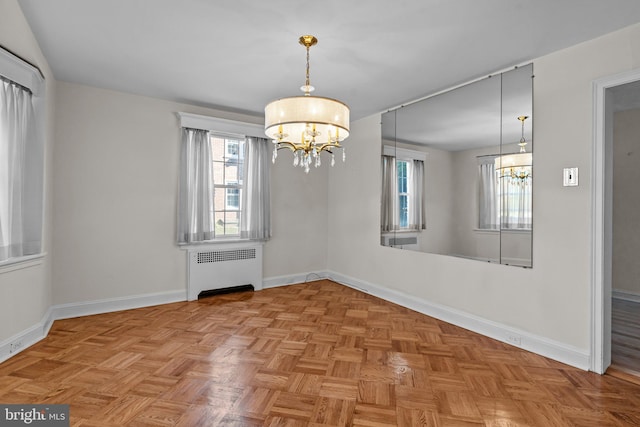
{"left": 495, "top": 115, "right": 532, "bottom": 180}
{"left": 265, "top": 35, "right": 350, "bottom": 173}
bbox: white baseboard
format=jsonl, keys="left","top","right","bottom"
{"left": 325, "top": 270, "right": 590, "bottom": 371}
{"left": 262, "top": 271, "right": 329, "bottom": 289}
{"left": 0, "top": 308, "right": 54, "bottom": 364}
{"left": 613, "top": 289, "right": 640, "bottom": 303}
{"left": 51, "top": 290, "right": 186, "bottom": 320}
{"left": 0, "top": 289, "right": 186, "bottom": 364}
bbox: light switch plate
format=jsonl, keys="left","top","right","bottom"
{"left": 563, "top": 167, "right": 579, "bottom": 186}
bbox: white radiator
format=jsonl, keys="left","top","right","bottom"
{"left": 187, "top": 243, "right": 263, "bottom": 301}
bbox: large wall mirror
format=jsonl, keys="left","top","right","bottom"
{"left": 381, "top": 64, "right": 533, "bottom": 267}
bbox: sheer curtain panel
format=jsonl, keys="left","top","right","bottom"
{"left": 240, "top": 136, "right": 271, "bottom": 240}
{"left": 409, "top": 159, "right": 426, "bottom": 230}
{"left": 0, "top": 77, "right": 40, "bottom": 262}
{"left": 177, "top": 128, "right": 215, "bottom": 243}
{"left": 380, "top": 155, "right": 398, "bottom": 232}
{"left": 501, "top": 177, "right": 532, "bottom": 229}
{"left": 478, "top": 156, "right": 499, "bottom": 229}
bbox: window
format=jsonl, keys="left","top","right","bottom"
{"left": 177, "top": 113, "right": 271, "bottom": 244}
{"left": 0, "top": 48, "right": 45, "bottom": 265}
{"left": 211, "top": 135, "right": 245, "bottom": 237}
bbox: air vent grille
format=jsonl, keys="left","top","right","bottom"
{"left": 197, "top": 248, "right": 256, "bottom": 264}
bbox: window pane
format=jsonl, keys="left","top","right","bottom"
{"left": 211, "top": 136, "right": 226, "bottom": 162}
{"left": 212, "top": 160, "right": 225, "bottom": 184}
{"left": 210, "top": 135, "right": 245, "bottom": 238}
{"left": 226, "top": 188, "right": 240, "bottom": 209}
{"left": 397, "top": 161, "right": 408, "bottom": 193}
{"left": 399, "top": 194, "right": 408, "bottom": 228}
{"left": 224, "top": 210, "right": 240, "bottom": 235}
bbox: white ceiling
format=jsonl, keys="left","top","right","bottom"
{"left": 17, "top": 0, "right": 640, "bottom": 122}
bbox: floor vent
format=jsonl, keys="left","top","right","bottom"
{"left": 198, "top": 284, "right": 254, "bottom": 299}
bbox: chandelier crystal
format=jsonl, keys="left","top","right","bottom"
{"left": 265, "top": 35, "right": 350, "bottom": 173}
{"left": 495, "top": 115, "right": 532, "bottom": 180}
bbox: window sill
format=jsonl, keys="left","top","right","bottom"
{"left": 0, "top": 253, "right": 46, "bottom": 274}
{"left": 381, "top": 229, "right": 422, "bottom": 235}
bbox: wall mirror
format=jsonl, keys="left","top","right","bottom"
{"left": 381, "top": 64, "right": 533, "bottom": 267}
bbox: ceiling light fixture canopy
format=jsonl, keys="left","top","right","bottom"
{"left": 265, "top": 35, "right": 350, "bottom": 173}
{"left": 495, "top": 115, "right": 532, "bottom": 180}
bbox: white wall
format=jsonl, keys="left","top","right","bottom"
{"left": 613, "top": 108, "right": 640, "bottom": 296}
{"left": 328, "top": 22, "right": 640, "bottom": 353}
{"left": 0, "top": 0, "right": 54, "bottom": 344}
{"left": 53, "top": 82, "right": 328, "bottom": 305}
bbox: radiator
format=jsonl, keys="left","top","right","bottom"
{"left": 187, "top": 244, "right": 263, "bottom": 301}
{"left": 382, "top": 235, "right": 419, "bottom": 250}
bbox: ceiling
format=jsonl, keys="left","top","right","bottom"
{"left": 17, "top": 0, "right": 640, "bottom": 122}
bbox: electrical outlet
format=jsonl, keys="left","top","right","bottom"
{"left": 9, "top": 340, "right": 23, "bottom": 354}
{"left": 506, "top": 334, "right": 521, "bottom": 346}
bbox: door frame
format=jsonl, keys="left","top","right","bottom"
{"left": 591, "top": 68, "right": 640, "bottom": 374}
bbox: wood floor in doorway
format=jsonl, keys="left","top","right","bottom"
{"left": 609, "top": 297, "right": 640, "bottom": 385}
{"left": 2, "top": 280, "right": 640, "bottom": 426}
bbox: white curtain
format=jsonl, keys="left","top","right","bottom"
{"left": 501, "top": 176, "right": 532, "bottom": 229}
{"left": 177, "top": 128, "right": 214, "bottom": 243}
{"left": 0, "top": 78, "right": 38, "bottom": 261}
{"left": 408, "top": 159, "right": 426, "bottom": 230}
{"left": 380, "top": 155, "right": 398, "bottom": 232}
{"left": 478, "top": 156, "right": 499, "bottom": 229}
{"left": 241, "top": 136, "right": 271, "bottom": 240}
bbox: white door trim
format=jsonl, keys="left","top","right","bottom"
{"left": 591, "top": 67, "right": 640, "bottom": 374}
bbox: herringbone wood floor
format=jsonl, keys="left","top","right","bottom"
{"left": 2, "top": 280, "right": 640, "bottom": 426}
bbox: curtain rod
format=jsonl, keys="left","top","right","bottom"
{"left": 0, "top": 44, "right": 45, "bottom": 80}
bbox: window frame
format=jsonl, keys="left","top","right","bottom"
{"left": 211, "top": 135, "right": 245, "bottom": 239}
{"left": 0, "top": 47, "right": 46, "bottom": 270}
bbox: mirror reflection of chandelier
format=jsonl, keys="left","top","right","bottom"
{"left": 264, "top": 35, "right": 350, "bottom": 173}
{"left": 495, "top": 115, "right": 532, "bottom": 180}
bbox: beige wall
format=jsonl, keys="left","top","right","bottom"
{"left": 328, "top": 22, "right": 640, "bottom": 351}
{"left": 0, "top": 0, "right": 55, "bottom": 341}
{"left": 613, "top": 108, "right": 640, "bottom": 296}
{"left": 53, "top": 82, "right": 328, "bottom": 305}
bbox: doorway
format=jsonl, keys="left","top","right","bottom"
{"left": 592, "top": 69, "right": 640, "bottom": 378}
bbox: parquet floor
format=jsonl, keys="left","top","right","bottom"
{"left": 2, "top": 280, "right": 640, "bottom": 426}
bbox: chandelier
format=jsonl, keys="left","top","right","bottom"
{"left": 495, "top": 115, "right": 532, "bottom": 180}
{"left": 265, "top": 35, "right": 350, "bottom": 173}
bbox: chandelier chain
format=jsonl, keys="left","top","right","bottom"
{"left": 305, "top": 45, "right": 311, "bottom": 94}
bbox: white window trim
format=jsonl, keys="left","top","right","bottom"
{"left": 383, "top": 145, "right": 427, "bottom": 161}
{"left": 177, "top": 112, "right": 264, "bottom": 138}
{"left": 0, "top": 253, "right": 46, "bottom": 274}
{"left": 0, "top": 48, "right": 44, "bottom": 96}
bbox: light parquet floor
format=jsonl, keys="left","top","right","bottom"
{"left": 2, "top": 280, "right": 640, "bottom": 426}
